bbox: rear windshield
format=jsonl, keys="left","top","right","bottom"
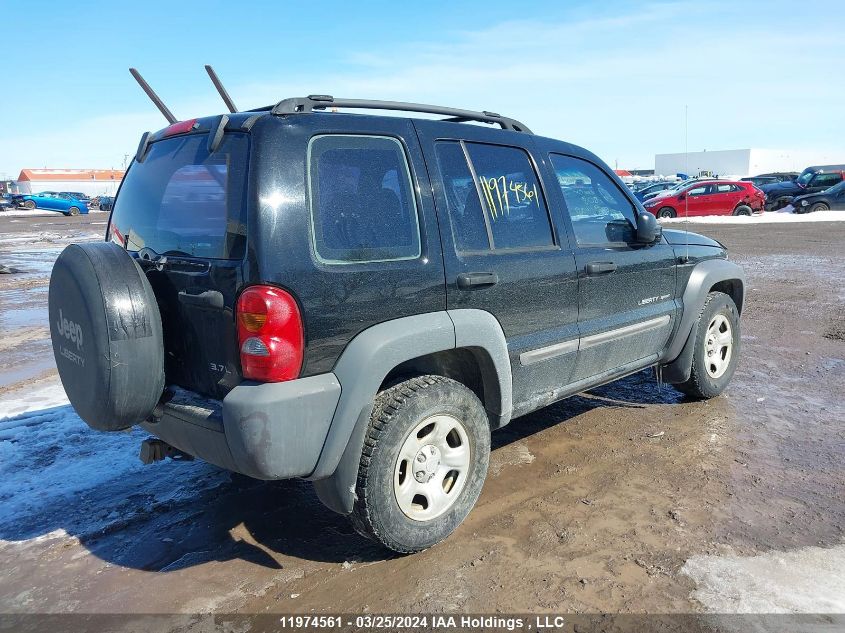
{"left": 110, "top": 132, "right": 249, "bottom": 260}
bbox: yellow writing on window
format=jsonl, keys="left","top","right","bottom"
{"left": 479, "top": 176, "right": 539, "bottom": 220}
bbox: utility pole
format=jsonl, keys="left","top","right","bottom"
{"left": 122, "top": 154, "right": 129, "bottom": 170}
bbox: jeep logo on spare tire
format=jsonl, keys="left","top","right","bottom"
{"left": 56, "top": 309, "right": 84, "bottom": 351}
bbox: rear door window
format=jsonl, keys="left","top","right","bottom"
{"left": 110, "top": 133, "right": 249, "bottom": 260}
{"left": 433, "top": 142, "right": 491, "bottom": 252}
{"left": 307, "top": 134, "right": 421, "bottom": 264}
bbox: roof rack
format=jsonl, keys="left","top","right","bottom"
{"left": 270, "top": 95, "right": 532, "bottom": 133}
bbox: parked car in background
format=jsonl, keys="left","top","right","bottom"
{"left": 643, "top": 180, "right": 765, "bottom": 218}
{"left": 19, "top": 191, "right": 90, "bottom": 215}
{"left": 6, "top": 194, "right": 26, "bottom": 208}
{"left": 0, "top": 194, "right": 13, "bottom": 212}
{"left": 97, "top": 195, "right": 115, "bottom": 212}
{"left": 634, "top": 181, "right": 677, "bottom": 201}
{"left": 60, "top": 191, "right": 91, "bottom": 202}
{"left": 791, "top": 180, "right": 845, "bottom": 213}
{"left": 741, "top": 172, "right": 797, "bottom": 187}
{"left": 640, "top": 178, "right": 709, "bottom": 202}
{"left": 761, "top": 165, "right": 845, "bottom": 210}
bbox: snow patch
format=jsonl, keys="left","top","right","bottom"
{"left": 0, "top": 381, "right": 228, "bottom": 543}
{"left": 489, "top": 442, "right": 535, "bottom": 476}
{"left": 682, "top": 544, "right": 845, "bottom": 613}
{"left": 661, "top": 209, "right": 845, "bottom": 225}
{"left": 0, "top": 209, "right": 107, "bottom": 218}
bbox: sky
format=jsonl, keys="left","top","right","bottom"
{"left": 1, "top": 0, "right": 843, "bottom": 178}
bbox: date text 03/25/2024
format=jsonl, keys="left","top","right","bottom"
{"left": 277, "top": 615, "right": 568, "bottom": 630}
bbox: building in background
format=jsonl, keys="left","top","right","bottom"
{"left": 654, "top": 149, "right": 844, "bottom": 179}
{"left": 13, "top": 169, "right": 124, "bottom": 196}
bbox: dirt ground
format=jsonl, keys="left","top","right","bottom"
{"left": 0, "top": 213, "right": 843, "bottom": 619}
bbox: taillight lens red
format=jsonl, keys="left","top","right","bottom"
{"left": 236, "top": 285, "right": 303, "bottom": 382}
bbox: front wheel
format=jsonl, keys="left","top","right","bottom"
{"left": 657, "top": 207, "right": 676, "bottom": 219}
{"left": 676, "top": 291, "right": 740, "bottom": 400}
{"left": 809, "top": 202, "right": 829, "bottom": 213}
{"left": 350, "top": 375, "right": 491, "bottom": 553}
{"left": 24, "top": 200, "right": 36, "bottom": 210}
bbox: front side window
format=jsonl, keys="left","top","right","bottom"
{"left": 308, "top": 135, "right": 421, "bottom": 264}
{"left": 687, "top": 185, "right": 710, "bottom": 196}
{"left": 549, "top": 154, "right": 637, "bottom": 245}
{"left": 463, "top": 143, "right": 554, "bottom": 249}
{"left": 811, "top": 173, "right": 842, "bottom": 189}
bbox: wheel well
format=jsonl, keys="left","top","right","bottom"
{"left": 710, "top": 279, "right": 744, "bottom": 314}
{"left": 380, "top": 348, "right": 491, "bottom": 420}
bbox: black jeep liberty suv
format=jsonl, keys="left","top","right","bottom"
{"left": 49, "top": 93, "right": 744, "bottom": 553}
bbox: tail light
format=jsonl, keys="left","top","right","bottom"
{"left": 236, "top": 285, "right": 303, "bottom": 382}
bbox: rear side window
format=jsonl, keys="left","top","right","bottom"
{"left": 308, "top": 134, "right": 420, "bottom": 264}
{"left": 110, "top": 133, "right": 248, "bottom": 260}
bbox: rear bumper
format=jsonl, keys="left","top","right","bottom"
{"left": 140, "top": 374, "right": 341, "bottom": 480}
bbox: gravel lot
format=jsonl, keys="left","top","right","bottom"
{"left": 0, "top": 213, "right": 843, "bottom": 623}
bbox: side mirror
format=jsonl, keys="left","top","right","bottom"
{"left": 677, "top": 193, "right": 686, "bottom": 201}
{"left": 637, "top": 212, "right": 662, "bottom": 244}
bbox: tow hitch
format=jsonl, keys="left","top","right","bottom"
{"left": 139, "top": 438, "right": 195, "bottom": 465}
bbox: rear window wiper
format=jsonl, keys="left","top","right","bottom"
{"left": 137, "top": 246, "right": 206, "bottom": 270}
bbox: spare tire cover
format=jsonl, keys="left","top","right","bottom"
{"left": 49, "top": 242, "right": 165, "bottom": 431}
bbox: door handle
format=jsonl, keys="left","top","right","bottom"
{"left": 457, "top": 272, "right": 499, "bottom": 289}
{"left": 585, "top": 261, "right": 617, "bottom": 275}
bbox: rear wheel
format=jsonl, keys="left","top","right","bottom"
{"left": 809, "top": 202, "right": 829, "bottom": 213}
{"left": 24, "top": 199, "right": 36, "bottom": 210}
{"left": 676, "top": 291, "right": 740, "bottom": 400}
{"left": 733, "top": 205, "right": 752, "bottom": 216}
{"left": 350, "top": 375, "right": 490, "bottom": 553}
{"left": 657, "top": 207, "right": 676, "bottom": 219}
{"left": 67, "top": 206, "right": 81, "bottom": 216}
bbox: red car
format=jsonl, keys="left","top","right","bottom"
{"left": 642, "top": 180, "right": 765, "bottom": 218}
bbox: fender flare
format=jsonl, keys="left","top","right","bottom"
{"left": 661, "top": 258, "right": 745, "bottom": 381}
{"left": 311, "top": 309, "right": 511, "bottom": 515}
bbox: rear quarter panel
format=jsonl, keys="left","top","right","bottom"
{"left": 248, "top": 115, "right": 447, "bottom": 378}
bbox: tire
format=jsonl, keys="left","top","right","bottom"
{"left": 49, "top": 242, "right": 165, "bottom": 431}
{"left": 24, "top": 199, "right": 36, "bottom": 210}
{"left": 657, "top": 207, "right": 676, "bottom": 219}
{"left": 733, "top": 205, "right": 752, "bottom": 216}
{"left": 809, "top": 202, "right": 829, "bottom": 213}
{"left": 676, "top": 291, "right": 740, "bottom": 400}
{"left": 350, "top": 375, "right": 491, "bottom": 553}
{"left": 68, "top": 206, "right": 81, "bottom": 216}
